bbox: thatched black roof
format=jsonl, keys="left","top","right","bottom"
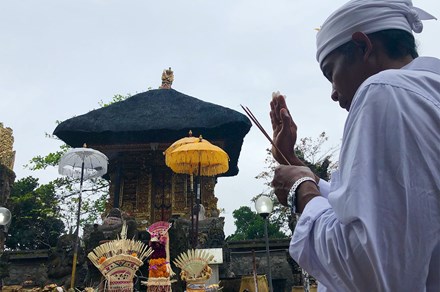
{"left": 53, "top": 89, "right": 251, "bottom": 176}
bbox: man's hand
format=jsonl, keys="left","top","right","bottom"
{"left": 271, "top": 165, "right": 320, "bottom": 212}
{"left": 270, "top": 92, "right": 301, "bottom": 165}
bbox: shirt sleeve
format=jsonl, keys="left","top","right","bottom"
{"left": 318, "top": 179, "right": 330, "bottom": 198}
{"left": 290, "top": 197, "right": 373, "bottom": 290}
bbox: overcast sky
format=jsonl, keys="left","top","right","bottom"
{"left": 1, "top": 0, "right": 439, "bottom": 236}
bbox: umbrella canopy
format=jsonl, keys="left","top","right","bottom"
{"left": 163, "top": 131, "right": 199, "bottom": 166}
{"left": 165, "top": 136, "right": 229, "bottom": 177}
{"left": 58, "top": 147, "right": 108, "bottom": 180}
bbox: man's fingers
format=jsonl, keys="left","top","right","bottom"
{"left": 274, "top": 188, "right": 289, "bottom": 206}
{"left": 279, "top": 109, "right": 293, "bottom": 136}
{"left": 277, "top": 94, "right": 287, "bottom": 109}
{"left": 270, "top": 109, "right": 279, "bottom": 132}
{"left": 280, "top": 107, "right": 298, "bottom": 133}
{"left": 270, "top": 99, "right": 281, "bottom": 123}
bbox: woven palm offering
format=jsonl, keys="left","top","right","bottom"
{"left": 88, "top": 238, "right": 153, "bottom": 291}
{"left": 144, "top": 277, "right": 173, "bottom": 292}
{"left": 174, "top": 249, "right": 215, "bottom": 291}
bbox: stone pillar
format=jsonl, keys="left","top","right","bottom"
{"left": 0, "top": 122, "right": 16, "bottom": 206}
{"left": 0, "top": 123, "right": 15, "bottom": 276}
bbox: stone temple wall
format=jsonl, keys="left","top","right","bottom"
{"left": 224, "top": 238, "right": 297, "bottom": 292}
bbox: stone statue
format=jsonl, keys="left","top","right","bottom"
{"left": 159, "top": 67, "right": 174, "bottom": 89}
{"left": 47, "top": 232, "right": 85, "bottom": 288}
{"left": 83, "top": 224, "right": 105, "bottom": 287}
{"left": 100, "top": 208, "right": 123, "bottom": 240}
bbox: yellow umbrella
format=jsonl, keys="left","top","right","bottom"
{"left": 164, "top": 135, "right": 229, "bottom": 248}
{"left": 166, "top": 137, "right": 229, "bottom": 177}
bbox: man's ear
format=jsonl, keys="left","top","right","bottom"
{"left": 351, "top": 31, "right": 373, "bottom": 62}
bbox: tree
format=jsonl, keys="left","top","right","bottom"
{"left": 254, "top": 132, "right": 338, "bottom": 234}
{"left": 26, "top": 94, "right": 130, "bottom": 230}
{"left": 6, "top": 176, "right": 65, "bottom": 250}
{"left": 226, "top": 206, "right": 287, "bottom": 241}
{"left": 294, "top": 131, "right": 338, "bottom": 180}
{"left": 228, "top": 132, "right": 338, "bottom": 240}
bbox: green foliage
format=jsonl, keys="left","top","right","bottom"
{"left": 294, "top": 132, "right": 338, "bottom": 181}
{"left": 226, "top": 206, "right": 287, "bottom": 241}
{"left": 27, "top": 149, "right": 110, "bottom": 230}
{"left": 6, "top": 177, "right": 65, "bottom": 250}
{"left": 55, "top": 177, "right": 110, "bottom": 229}
{"left": 23, "top": 93, "right": 132, "bottom": 234}
{"left": 255, "top": 133, "right": 338, "bottom": 232}
{"left": 26, "top": 144, "right": 70, "bottom": 170}
{"left": 98, "top": 93, "right": 130, "bottom": 107}
{"left": 229, "top": 132, "right": 339, "bottom": 240}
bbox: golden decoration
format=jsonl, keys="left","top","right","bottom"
{"left": 174, "top": 249, "right": 214, "bottom": 284}
{"left": 160, "top": 67, "right": 174, "bottom": 89}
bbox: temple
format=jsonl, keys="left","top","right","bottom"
{"left": 53, "top": 69, "right": 251, "bottom": 231}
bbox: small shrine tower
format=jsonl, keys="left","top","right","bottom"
{"left": 0, "top": 122, "right": 15, "bottom": 206}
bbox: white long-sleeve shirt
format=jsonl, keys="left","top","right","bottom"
{"left": 290, "top": 57, "right": 440, "bottom": 292}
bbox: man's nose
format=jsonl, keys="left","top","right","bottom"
{"left": 331, "top": 84, "right": 339, "bottom": 101}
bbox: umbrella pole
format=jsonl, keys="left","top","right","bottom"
{"left": 190, "top": 174, "right": 195, "bottom": 248}
{"left": 70, "top": 161, "right": 84, "bottom": 289}
{"left": 195, "top": 162, "right": 201, "bottom": 248}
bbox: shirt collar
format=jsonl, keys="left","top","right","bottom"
{"left": 403, "top": 56, "right": 440, "bottom": 75}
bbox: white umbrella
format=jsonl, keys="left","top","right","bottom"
{"left": 58, "top": 147, "right": 108, "bottom": 180}
{"left": 58, "top": 145, "right": 108, "bottom": 289}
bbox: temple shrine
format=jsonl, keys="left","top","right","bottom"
{"left": 53, "top": 69, "right": 251, "bottom": 232}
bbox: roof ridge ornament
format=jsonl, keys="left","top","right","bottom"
{"left": 159, "top": 67, "right": 174, "bottom": 89}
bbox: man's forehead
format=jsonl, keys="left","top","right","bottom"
{"left": 320, "top": 51, "right": 338, "bottom": 72}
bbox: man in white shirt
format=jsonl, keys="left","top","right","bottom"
{"left": 270, "top": 0, "right": 439, "bottom": 291}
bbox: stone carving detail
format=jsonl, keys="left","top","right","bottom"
{"left": 135, "top": 170, "right": 151, "bottom": 229}
{"left": 0, "top": 123, "right": 15, "bottom": 170}
{"left": 205, "top": 217, "right": 225, "bottom": 248}
{"left": 47, "top": 233, "right": 85, "bottom": 287}
{"left": 172, "top": 174, "right": 187, "bottom": 214}
{"left": 152, "top": 169, "right": 172, "bottom": 222}
{"left": 159, "top": 68, "right": 174, "bottom": 89}
{"left": 120, "top": 170, "right": 139, "bottom": 212}
{"left": 83, "top": 224, "right": 105, "bottom": 287}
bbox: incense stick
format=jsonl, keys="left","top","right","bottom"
{"left": 240, "top": 105, "right": 291, "bottom": 165}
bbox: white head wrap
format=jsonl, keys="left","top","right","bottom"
{"left": 316, "top": 0, "right": 437, "bottom": 65}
